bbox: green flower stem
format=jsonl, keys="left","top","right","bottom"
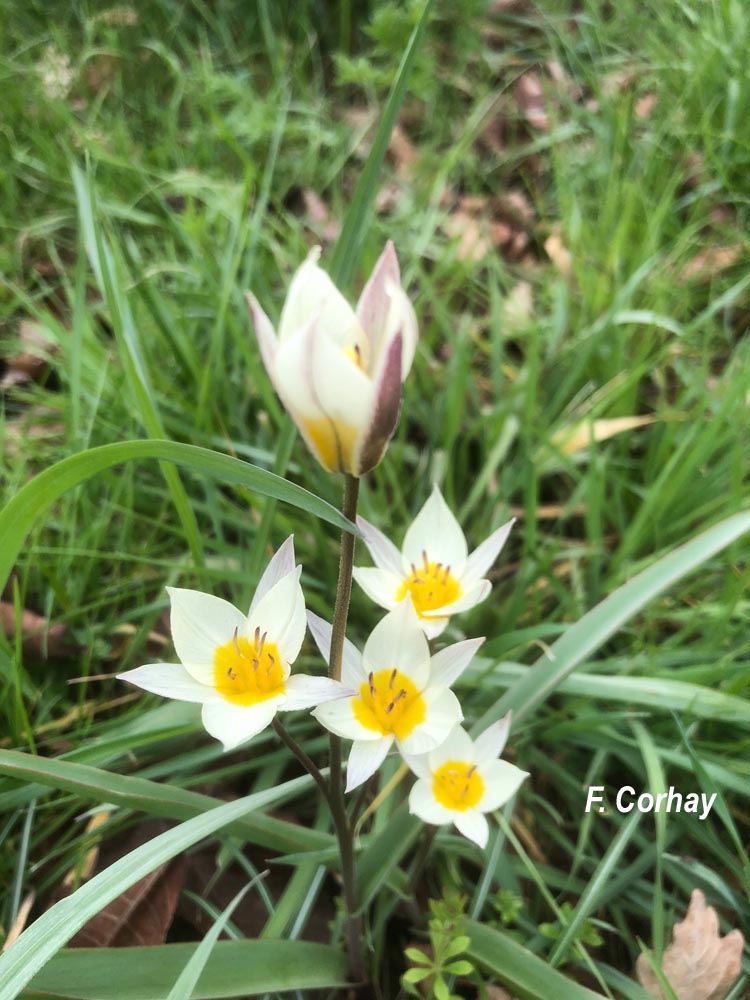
{"left": 327, "top": 473, "right": 364, "bottom": 982}
{"left": 271, "top": 717, "right": 331, "bottom": 806}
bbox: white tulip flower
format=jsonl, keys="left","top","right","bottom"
{"left": 247, "top": 241, "right": 418, "bottom": 476}
{"left": 407, "top": 716, "right": 528, "bottom": 848}
{"left": 118, "top": 537, "right": 343, "bottom": 751}
{"left": 309, "top": 598, "right": 484, "bottom": 792}
{"left": 353, "top": 485, "right": 515, "bottom": 638}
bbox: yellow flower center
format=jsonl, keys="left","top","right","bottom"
{"left": 213, "top": 627, "right": 285, "bottom": 706}
{"left": 432, "top": 760, "right": 484, "bottom": 811}
{"left": 396, "top": 553, "right": 463, "bottom": 617}
{"left": 352, "top": 668, "right": 426, "bottom": 740}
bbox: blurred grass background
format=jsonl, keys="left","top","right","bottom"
{"left": 1, "top": 0, "right": 748, "bottom": 995}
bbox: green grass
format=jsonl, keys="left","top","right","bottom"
{"left": 1, "top": 1, "right": 749, "bottom": 997}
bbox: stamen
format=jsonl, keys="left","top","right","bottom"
{"left": 232, "top": 626, "right": 241, "bottom": 656}
{"left": 267, "top": 653, "right": 275, "bottom": 675}
{"left": 422, "top": 550, "right": 429, "bottom": 572}
{"left": 389, "top": 668, "right": 397, "bottom": 690}
{"left": 252, "top": 657, "right": 260, "bottom": 670}
{"left": 385, "top": 689, "right": 407, "bottom": 714}
{"left": 258, "top": 631, "right": 267, "bottom": 657}
{"left": 410, "top": 562, "right": 418, "bottom": 576}
{"left": 368, "top": 671, "right": 375, "bottom": 698}
{"left": 227, "top": 667, "right": 237, "bottom": 680}
{"left": 467, "top": 765, "right": 477, "bottom": 777}
{"left": 254, "top": 626, "right": 261, "bottom": 650}
{"left": 443, "top": 565, "right": 451, "bottom": 583}
{"left": 434, "top": 562, "right": 442, "bottom": 579}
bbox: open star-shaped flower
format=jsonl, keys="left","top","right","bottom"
{"left": 246, "top": 241, "right": 418, "bottom": 476}
{"left": 407, "top": 717, "right": 528, "bottom": 848}
{"left": 352, "top": 485, "right": 515, "bottom": 638}
{"left": 118, "top": 536, "right": 342, "bottom": 751}
{"left": 309, "top": 598, "right": 484, "bottom": 791}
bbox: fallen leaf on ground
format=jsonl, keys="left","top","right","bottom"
{"left": 1, "top": 320, "right": 57, "bottom": 388}
{"left": 544, "top": 229, "right": 573, "bottom": 276}
{"left": 636, "top": 889, "right": 744, "bottom": 1000}
{"left": 302, "top": 190, "right": 340, "bottom": 242}
{"left": 49, "top": 822, "right": 185, "bottom": 948}
{"left": 0, "top": 601, "right": 74, "bottom": 660}
{"left": 635, "top": 92, "right": 658, "bottom": 119}
{"left": 501, "top": 282, "right": 534, "bottom": 332}
{"left": 551, "top": 415, "right": 657, "bottom": 455}
{"left": 679, "top": 245, "right": 743, "bottom": 281}
{"left": 388, "top": 122, "right": 418, "bottom": 176}
{"left": 514, "top": 72, "right": 548, "bottom": 130}
{"left": 444, "top": 208, "right": 494, "bottom": 262}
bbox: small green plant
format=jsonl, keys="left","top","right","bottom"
{"left": 540, "top": 902, "right": 604, "bottom": 950}
{"left": 403, "top": 893, "right": 475, "bottom": 999}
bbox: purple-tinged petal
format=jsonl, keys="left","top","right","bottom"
{"left": 356, "top": 330, "right": 403, "bottom": 474}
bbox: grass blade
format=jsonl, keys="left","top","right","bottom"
{"left": 473, "top": 512, "right": 750, "bottom": 731}
{"left": 0, "top": 438, "right": 358, "bottom": 596}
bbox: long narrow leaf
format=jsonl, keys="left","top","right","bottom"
{"left": 0, "top": 750, "right": 333, "bottom": 855}
{"left": 0, "top": 775, "right": 313, "bottom": 998}
{"left": 460, "top": 918, "right": 606, "bottom": 1000}
{"left": 26, "top": 940, "right": 348, "bottom": 999}
{"left": 473, "top": 512, "right": 750, "bottom": 731}
{"left": 0, "top": 438, "right": 357, "bottom": 596}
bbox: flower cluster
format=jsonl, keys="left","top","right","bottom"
{"left": 119, "top": 245, "right": 527, "bottom": 848}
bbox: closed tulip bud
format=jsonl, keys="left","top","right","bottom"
{"left": 246, "top": 241, "right": 417, "bottom": 476}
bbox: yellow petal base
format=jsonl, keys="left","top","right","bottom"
{"left": 432, "top": 760, "right": 484, "bottom": 811}
{"left": 396, "top": 559, "right": 462, "bottom": 617}
{"left": 353, "top": 668, "right": 426, "bottom": 741}
{"left": 213, "top": 632, "right": 285, "bottom": 706}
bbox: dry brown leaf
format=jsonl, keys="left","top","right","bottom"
{"left": 544, "top": 229, "right": 573, "bottom": 276}
{"left": 485, "top": 986, "right": 520, "bottom": 1000}
{"left": 501, "top": 282, "right": 534, "bottom": 332}
{"left": 636, "top": 889, "right": 744, "bottom": 1000}
{"left": 551, "top": 415, "right": 657, "bottom": 455}
{"left": 1, "top": 320, "right": 57, "bottom": 388}
{"left": 514, "top": 72, "right": 549, "bottom": 130}
{"left": 635, "top": 92, "right": 658, "bottom": 119}
{"left": 679, "top": 245, "right": 743, "bottom": 281}
{"left": 388, "top": 123, "right": 418, "bottom": 176}
{"left": 52, "top": 823, "right": 185, "bottom": 948}
{"left": 2, "top": 892, "right": 35, "bottom": 952}
{"left": 0, "top": 601, "right": 74, "bottom": 660}
{"left": 444, "top": 210, "right": 494, "bottom": 262}
{"left": 301, "top": 190, "right": 340, "bottom": 242}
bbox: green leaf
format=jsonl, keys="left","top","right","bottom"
{"left": 0, "top": 750, "right": 333, "bottom": 856}
{"left": 329, "top": 0, "right": 435, "bottom": 286}
{"left": 403, "top": 967, "right": 432, "bottom": 984}
{"left": 460, "top": 919, "right": 606, "bottom": 1000}
{"left": 26, "top": 940, "right": 348, "bottom": 999}
{"left": 445, "top": 960, "right": 473, "bottom": 975}
{"left": 443, "top": 935, "right": 471, "bottom": 959}
{"left": 0, "top": 438, "right": 357, "bottom": 597}
{"left": 473, "top": 511, "right": 750, "bottom": 731}
{"left": 356, "top": 803, "right": 419, "bottom": 909}
{"left": 0, "top": 775, "right": 316, "bottom": 998}
{"left": 166, "top": 885, "right": 250, "bottom": 1000}
{"left": 404, "top": 948, "right": 431, "bottom": 966}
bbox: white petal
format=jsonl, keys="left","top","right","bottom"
{"left": 280, "top": 674, "right": 353, "bottom": 711}
{"left": 362, "top": 598, "right": 430, "bottom": 689}
{"left": 408, "top": 778, "right": 455, "bottom": 826}
{"left": 305, "top": 610, "right": 365, "bottom": 688}
{"left": 167, "top": 588, "right": 247, "bottom": 675}
{"left": 420, "top": 615, "right": 449, "bottom": 640}
{"left": 462, "top": 519, "right": 515, "bottom": 587}
{"left": 357, "top": 515, "right": 403, "bottom": 574}
{"left": 312, "top": 697, "right": 383, "bottom": 741}
{"left": 398, "top": 686, "right": 463, "bottom": 756}
{"left": 352, "top": 566, "right": 401, "bottom": 612}
{"left": 309, "top": 322, "right": 375, "bottom": 437}
{"left": 402, "top": 485, "right": 468, "bottom": 576}
{"left": 402, "top": 751, "right": 431, "bottom": 780}
{"left": 355, "top": 240, "right": 400, "bottom": 366}
{"left": 273, "top": 322, "right": 329, "bottom": 448}
{"left": 453, "top": 810, "right": 489, "bottom": 848}
{"left": 426, "top": 725, "right": 475, "bottom": 770}
{"left": 473, "top": 713, "right": 513, "bottom": 764}
{"left": 380, "top": 281, "right": 418, "bottom": 378}
{"left": 201, "top": 697, "right": 282, "bottom": 751}
{"left": 246, "top": 292, "right": 280, "bottom": 394}
{"left": 249, "top": 535, "right": 296, "bottom": 615}
{"left": 429, "top": 638, "right": 485, "bottom": 689}
{"left": 477, "top": 759, "right": 529, "bottom": 811}
{"left": 279, "top": 253, "right": 359, "bottom": 348}
{"left": 423, "top": 579, "right": 491, "bottom": 618}
{"left": 248, "top": 565, "right": 306, "bottom": 668}
{"left": 345, "top": 738, "right": 392, "bottom": 792}
{"left": 117, "top": 662, "right": 215, "bottom": 703}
